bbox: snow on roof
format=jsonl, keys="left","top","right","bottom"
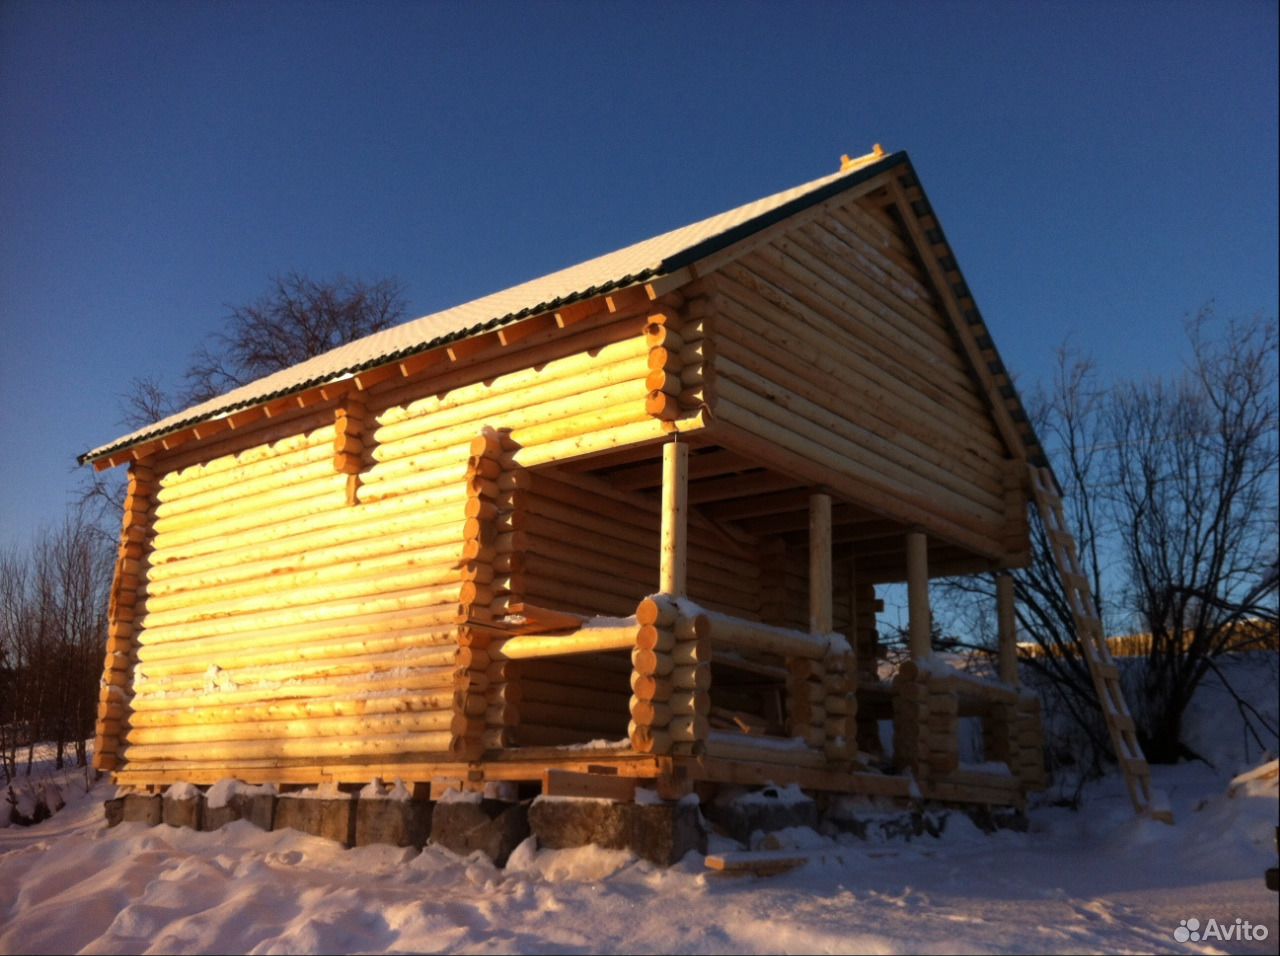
{"left": 81, "top": 149, "right": 904, "bottom": 464}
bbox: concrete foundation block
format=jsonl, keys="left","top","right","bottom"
{"left": 703, "top": 786, "right": 818, "bottom": 845}
{"left": 273, "top": 797, "right": 355, "bottom": 846}
{"left": 121, "top": 794, "right": 162, "bottom": 826}
{"left": 529, "top": 798, "right": 706, "bottom": 866}
{"left": 430, "top": 798, "right": 529, "bottom": 866}
{"left": 163, "top": 796, "right": 203, "bottom": 830}
{"left": 103, "top": 797, "right": 125, "bottom": 828}
{"left": 203, "top": 792, "right": 276, "bottom": 832}
{"left": 354, "top": 798, "right": 432, "bottom": 848}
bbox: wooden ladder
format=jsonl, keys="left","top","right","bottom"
{"left": 1027, "top": 464, "right": 1169, "bottom": 821}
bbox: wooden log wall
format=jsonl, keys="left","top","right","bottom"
{"left": 702, "top": 195, "right": 1014, "bottom": 559}
{"left": 628, "top": 596, "right": 712, "bottom": 756}
{"left": 644, "top": 294, "right": 713, "bottom": 423}
{"left": 94, "top": 459, "right": 155, "bottom": 772}
{"left": 983, "top": 696, "right": 1047, "bottom": 791}
{"left": 518, "top": 468, "right": 762, "bottom": 621}
{"left": 453, "top": 429, "right": 511, "bottom": 761}
{"left": 118, "top": 311, "right": 661, "bottom": 778}
{"left": 892, "top": 660, "right": 1046, "bottom": 794}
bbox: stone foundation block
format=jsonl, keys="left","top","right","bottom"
{"left": 430, "top": 798, "right": 529, "bottom": 866}
{"left": 355, "top": 798, "right": 432, "bottom": 848}
{"left": 273, "top": 796, "right": 356, "bottom": 846}
{"left": 163, "top": 795, "right": 203, "bottom": 830}
{"left": 121, "top": 794, "right": 162, "bottom": 826}
{"left": 529, "top": 798, "right": 706, "bottom": 866}
{"left": 202, "top": 793, "right": 277, "bottom": 832}
{"left": 703, "top": 786, "right": 818, "bottom": 845}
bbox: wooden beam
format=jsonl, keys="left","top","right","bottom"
{"left": 906, "top": 530, "right": 931, "bottom": 660}
{"left": 554, "top": 299, "right": 599, "bottom": 328}
{"left": 605, "top": 285, "right": 650, "bottom": 314}
{"left": 605, "top": 447, "right": 753, "bottom": 492}
{"left": 446, "top": 331, "right": 500, "bottom": 363}
{"left": 660, "top": 439, "right": 689, "bottom": 597}
{"left": 687, "top": 470, "right": 798, "bottom": 505}
{"left": 353, "top": 364, "right": 400, "bottom": 391}
{"left": 996, "top": 572, "right": 1018, "bottom": 686}
{"left": 497, "top": 312, "right": 557, "bottom": 346}
{"left": 809, "top": 493, "right": 832, "bottom": 635}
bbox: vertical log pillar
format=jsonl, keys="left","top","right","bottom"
{"left": 660, "top": 439, "right": 688, "bottom": 598}
{"left": 906, "top": 530, "right": 931, "bottom": 660}
{"left": 808, "top": 493, "right": 832, "bottom": 635}
{"left": 95, "top": 458, "right": 156, "bottom": 773}
{"left": 453, "top": 428, "right": 522, "bottom": 762}
{"left": 996, "top": 572, "right": 1019, "bottom": 687}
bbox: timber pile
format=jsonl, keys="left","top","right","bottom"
{"left": 629, "top": 596, "right": 711, "bottom": 756}
{"left": 94, "top": 459, "right": 155, "bottom": 772}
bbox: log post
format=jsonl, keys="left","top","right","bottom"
{"left": 95, "top": 457, "right": 156, "bottom": 772}
{"left": 660, "top": 439, "right": 688, "bottom": 597}
{"left": 905, "top": 530, "right": 931, "bottom": 660}
{"left": 996, "top": 572, "right": 1018, "bottom": 686}
{"left": 808, "top": 493, "right": 832, "bottom": 635}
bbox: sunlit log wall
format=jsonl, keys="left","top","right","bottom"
{"left": 704, "top": 195, "right": 1012, "bottom": 563}
{"left": 117, "top": 310, "right": 671, "bottom": 777}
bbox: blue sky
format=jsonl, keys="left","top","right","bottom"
{"left": 1, "top": 0, "right": 1276, "bottom": 546}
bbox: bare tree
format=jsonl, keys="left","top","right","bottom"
{"left": 938, "top": 311, "right": 1278, "bottom": 774}
{"left": 0, "top": 515, "right": 110, "bottom": 783}
{"left": 79, "top": 272, "right": 406, "bottom": 533}
{"left": 939, "top": 348, "right": 1116, "bottom": 778}
{"left": 1108, "top": 312, "right": 1278, "bottom": 762}
{"left": 182, "top": 272, "right": 405, "bottom": 405}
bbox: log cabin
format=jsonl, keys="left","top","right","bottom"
{"left": 80, "top": 146, "right": 1052, "bottom": 811}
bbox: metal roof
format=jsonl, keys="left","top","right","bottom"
{"left": 81, "top": 151, "right": 907, "bottom": 464}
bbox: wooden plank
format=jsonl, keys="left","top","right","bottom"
{"left": 809, "top": 493, "right": 832, "bottom": 635}
{"left": 705, "top": 850, "right": 810, "bottom": 876}
{"left": 541, "top": 769, "right": 639, "bottom": 802}
{"left": 906, "top": 531, "right": 931, "bottom": 659}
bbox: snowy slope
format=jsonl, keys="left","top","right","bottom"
{"left": 1, "top": 654, "right": 1276, "bottom": 955}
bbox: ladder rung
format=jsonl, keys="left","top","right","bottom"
{"left": 1031, "top": 473, "right": 1157, "bottom": 820}
{"left": 1120, "top": 756, "right": 1151, "bottom": 778}
{"left": 1095, "top": 662, "right": 1120, "bottom": 682}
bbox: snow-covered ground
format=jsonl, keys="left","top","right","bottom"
{"left": 1, "top": 656, "right": 1276, "bottom": 955}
